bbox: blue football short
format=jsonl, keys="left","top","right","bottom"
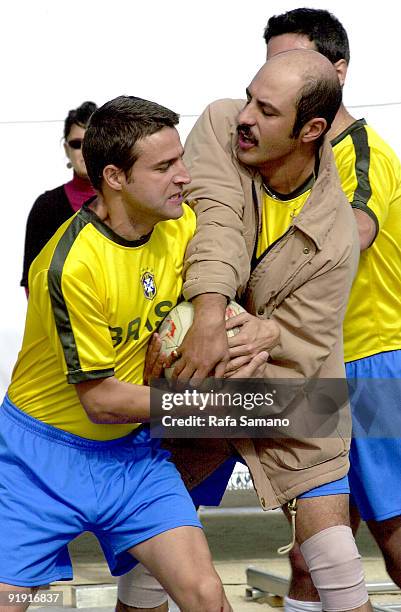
{"left": 346, "top": 349, "right": 401, "bottom": 521}
{"left": 298, "top": 475, "right": 350, "bottom": 498}
{"left": 0, "top": 395, "right": 201, "bottom": 587}
{"left": 190, "top": 455, "right": 238, "bottom": 507}
{"left": 189, "top": 454, "right": 349, "bottom": 506}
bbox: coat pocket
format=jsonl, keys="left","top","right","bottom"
{"left": 257, "top": 435, "right": 348, "bottom": 472}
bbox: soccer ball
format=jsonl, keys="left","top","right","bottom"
{"left": 158, "top": 299, "right": 245, "bottom": 379}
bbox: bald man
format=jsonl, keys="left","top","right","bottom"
{"left": 118, "top": 50, "right": 371, "bottom": 612}
{"left": 262, "top": 9, "right": 401, "bottom": 612}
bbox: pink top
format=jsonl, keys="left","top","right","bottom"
{"left": 64, "top": 173, "right": 95, "bottom": 212}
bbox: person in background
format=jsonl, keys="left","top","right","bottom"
{"left": 20, "top": 100, "right": 97, "bottom": 292}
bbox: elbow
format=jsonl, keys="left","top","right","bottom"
{"left": 82, "top": 399, "right": 112, "bottom": 424}
{"left": 359, "top": 229, "right": 376, "bottom": 251}
{"left": 353, "top": 208, "right": 377, "bottom": 251}
{"left": 76, "top": 383, "right": 115, "bottom": 424}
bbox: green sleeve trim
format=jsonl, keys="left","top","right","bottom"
{"left": 48, "top": 214, "right": 90, "bottom": 374}
{"left": 349, "top": 125, "right": 373, "bottom": 207}
{"left": 67, "top": 368, "right": 115, "bottom": 384}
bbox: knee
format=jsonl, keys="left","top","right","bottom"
{"left": 382, "top": 554, "right": 401, "bottom": 587}
{"left": 300, "top": 525, "right": 368, "bottom": 612}
{"left": 289, "top": 544, "right": 311, "bottom": 578}
{"left": 189, "top": 574, "right": 225, "bottom": 612}
{"left": 288, "top": 543, "right": 319, "bottom": 600}
{"left": 116, "top": 600, "right": 167, "bottom": 612}
{"left": 117, "top": 564, "right": 167, "bottom": 611}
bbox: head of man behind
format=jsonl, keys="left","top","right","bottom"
{"left": 83, "top": 96, "right": 190, "bottom": 239}
{"left": 236, "top": 49, "right": 342, "bottom": 188}
{"left": 263, "top": 8, "right": 350, "bottom": 86}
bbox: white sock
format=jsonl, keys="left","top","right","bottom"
{"left": 284, "top": 595, "right": 322, "bottom": 612}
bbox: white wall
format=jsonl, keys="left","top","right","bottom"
{"left": 1, "top": 0, "right": 400, "bottom": 395}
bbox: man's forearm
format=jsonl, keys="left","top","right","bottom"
{"left": 171, "top": 293, "right": 230, "bottom": 380}
{"left": 76, "top": 376, "right": 150, "bottom": 424}
{"left": 192, "top": 293, "right": 228, "bottom": 325}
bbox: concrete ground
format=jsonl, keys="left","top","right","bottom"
{"left": 39, "top": 490, "right": 401, "bottom": 611}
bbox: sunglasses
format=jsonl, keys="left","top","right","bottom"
{"left": 67, "top": 138, "right": 83, "bottom": 150}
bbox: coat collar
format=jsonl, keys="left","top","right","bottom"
{"left": 226, "top": 98, "right": 345, "bottom": 252}
{"left": 290, "top": 138, "right": 341, "bottom": 251}
{"left": 251, "top": 138, "right": 341, "bottom": 252}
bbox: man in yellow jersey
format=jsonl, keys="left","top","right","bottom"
{"left": 258, "top": 8, "right": 401, "bottom": 612}
{"left": 0, "top": 95, "right": 243, "bottom": 612}
{"left": 120, "top": 50, "right": 373, "bottom": 612}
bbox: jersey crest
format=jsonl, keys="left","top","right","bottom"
{"left": 141, "top": 270, "right": 157, "bottom": 300}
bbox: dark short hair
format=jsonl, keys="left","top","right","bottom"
{"left": 292, "top": 72, "right": 342, "bottom": 139}
{"left": 82, "top": 96, "right": 179, "bottom": 190}
{"left": 263, "top": 8, "right": 350, "bottom": 64}
{"left": 63, "top": 101, "right": 97, "bottom": 140}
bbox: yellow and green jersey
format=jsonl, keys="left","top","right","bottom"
{"left": 256, "top": 120, "right": 401, "bottom": 363}
{"left": 256, "top": 176, "right": 313, "bottom": 258}
{"left": 9, "top": 201, "right": 195, "bottom": 440}
{"left": 332, "top": 120, "right": 401, "bottom": 362}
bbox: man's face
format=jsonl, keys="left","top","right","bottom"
{"left": 121, "top": 127, "right": 190, "bottom": 226}
{"left": 266, "top": 33, "right": 316, "bottom": 59}
{"left": 236, "top": 63, "right": 302, "bottom": 172}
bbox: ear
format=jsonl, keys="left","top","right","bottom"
{"left": 102, "top": 165, "right": 124, "bottom": 191}
{"left": 63, "top": 141, "right": 69, "bottom": 158}
{"left": 333, "top": 59, "right": 348, "bottom": 87}
{"left": 300, "top": 118, "right": 327, "bottom": 144}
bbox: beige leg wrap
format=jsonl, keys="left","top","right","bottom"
{"left": 300, "top": 525, "right": 368, "bottom": 612}
{"left": 118, "top": 563, "right": 168, "bottom": 608}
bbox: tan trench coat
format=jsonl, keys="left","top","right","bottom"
{"left": 166, "top": 99, "right": 360, "bottom": 510}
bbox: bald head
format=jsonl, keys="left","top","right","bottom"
{"left": 266, "top": 48, "right": 337, "bottom": 77}
{"left": 237, "top": 49, "right": 342, "bottom": 170}
{"left": 252, "top": 49, "right": 342, "bottom": 137}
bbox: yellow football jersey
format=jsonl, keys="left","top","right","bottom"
{"left": 256, "top": 178, "right": 313, "bottom": 259}
{"left": 332, "top": 120, "right": 401, "bottom": 362}
{"left": 9, "top": 202, "right": 196, "bottom": 440}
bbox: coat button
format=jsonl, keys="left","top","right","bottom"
{"left": 261, "top": 497, "right": 266, "bottom": 508}
{"left": 303, "top": 247, "right": 310, "bottom": 254}
{"left": 258, "top": 307, "right": 264, "bottom": 315}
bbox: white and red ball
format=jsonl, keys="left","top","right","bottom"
{"left": 158, "top": 299, "right": 245, "bottom": 379}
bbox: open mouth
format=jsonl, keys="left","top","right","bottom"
{"left": 237, "top": 126, "right": 258, "bottom": 148}
{"left": 168, "top": 192, "right": 183, "bottom": 203}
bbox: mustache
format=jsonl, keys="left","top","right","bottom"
{"left": 237, "top": 124, "right": 252, "bottom": 136}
